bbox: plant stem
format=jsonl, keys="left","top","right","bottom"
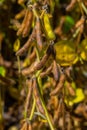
{"left": 81, "top": 2, "right": 87, "bottom": 15}
{"left": 37, "top": 76, "right": 55, "bottom": 130}
{"left": 17, "top": 56, "right": 21, "bottom": 74}
{"left": 35, "top": 41, "right": 55, "bottom": 130}
{"left": 29, "top": 97, "right": 36, "bottom": 120}
{"left": 40, "top": 96, "right": 55, "bottom": 130}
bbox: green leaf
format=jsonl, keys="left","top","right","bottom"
{"left": 0, "top": 0, "right": 5, "bottom": 3}
{"left": 63, "top": 16, "right": 75, "bottom": 33}
{"left": 0, "top": 66, "right": 6, "bottom": 77}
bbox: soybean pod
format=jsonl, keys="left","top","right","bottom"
{"left": 42, "top": 12, "right": 56, "bottom": 40}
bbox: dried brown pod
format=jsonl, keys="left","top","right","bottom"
{"left": 52, "top": 60, "right": 59, "bottom": 81}
{"left": 17, "top": 9, "right": 30, "bottom": 36}
{"left": 29, "top": 47, "right": 36, "bottom": 61}
{"left": 75, "top": 16, "right": 84, "bottom": 47}
{"left": 64, "top": 67, "right": 73, "bottom": 81}
{"left": 33, "top": 78, "right": 44, "bottom": 114}
{"left": 0, "top": 32, "right": 4, "bottom": 44}
{"left": 53, "top": 99, "right": 62, "bottom": 125}
{"left": 75, "top": 16, "right": 85, "bottom": 29}
{"left": 43, "top": 82, "right": 51, "bottom": 90}
{"left": 22, "top": 61, "right": 38, "bottom": 76}
{"left": 64, "top": 67, "right": 72, "bottom": 78}
{"left": 66, "top": 81, "right": 76, "bottom": 96}
{"left": 32, "top": 121, "right": 40, "bottom": 130}
{"left": 0, "top": 55, "right": 12, "bottom": 68}
{"left": 15, "top": 9, "right": 26, "bottom": 19}
{"left": 47, "top": 96, "right": 59, "bottom": 111}
{"left": 40, "top": 64, "right": 52, "bottom": 78}
{"left": 34, "top": 54, "right": 49, "bottom": 70}
{"left": 21, "top": 121, "right": 32, "bottom": 130}
{"left": 20, "top": 122, "right": 27, "bottom": 130}
{"left": 66, "top": 0, "right": 76, "bottom": 12}
{"left": 35, "top": 17, "right": 43, "bottom": 50}
{"left": 18, "top": 0, "right": 25, "bottom": 5}
{"left": 0, "top": 60, "right": 12, "bottom": 68}
{"left": 22, "top": 10, "right": 33, "bottom": 37}
{"left": 10, "top": 19, "right": 21, "bottom": 29}
{"left": 50, "top": 77, "right": 57, "bottom": 87}
{"left": 23, "top": 47, "right": 36, "bottom": 68}
{"left": 28, "top": 121, "right": 32, "bottom": 130}
{"left": 77, "top": 22, "right": 84, "bottom": 41}
{"left": 50, "top": 74, "right": 66, "bottom": 96}
{"left": 74, "top": 103, "right": 87, "bottom": 119}
{"left": 38, "top": 122, "right": 44, "bottom": 130}
{"left": 34, "top": 44, "right": 54, "bottom": 70}
{"left": 25, "top": 80, "right": 33, "bottom": 115}
{"left": 0, "top": 75, "right": 16, "bottom": 85}
{"left": 16, "top": 28, "right": 36, "bottom": 56}
{"left": 54, "top": 16, "right": 65, "bottom": 39}
{"left": 83, "top": 0, "right": 87, "bottom": 6}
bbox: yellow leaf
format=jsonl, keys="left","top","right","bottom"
{"left": 80, "top": 38, "right": 87, "bottom": 61}
{"left": 13, "top": 39, "right": 20, "bottom": 52}
{"left": 73, "top": 88, "right": 85, "bottom": 104}
{"left": 54, "top": 40, "right": 78, "bottom": 66}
